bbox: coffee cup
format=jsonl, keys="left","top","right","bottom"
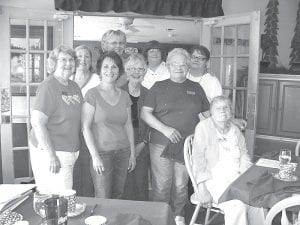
{"left": 55, "top": 189, "right": 76, "bottom": 213}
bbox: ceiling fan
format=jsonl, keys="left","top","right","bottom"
{"left": 115, "top": 17, "right": 155, "bottom": 33}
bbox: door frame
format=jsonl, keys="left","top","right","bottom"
{"left": 0, "top": 6, "right": 74, "bottom": 183}
{"left": 201, "top": 11, "right": 261, "bottom": 158}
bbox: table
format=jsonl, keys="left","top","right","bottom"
{"left": 16, "top": 196, "right": 176, "bottom": 225}
{"left": 218, "top": 162, "right": 300, "bottom": 209}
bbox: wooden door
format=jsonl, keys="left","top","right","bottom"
{"left": 201, "top": 11, "right": 261, "bottom": 158}
{"left": 0, "top": 6, "right": 74, "bottom": 183}
{"left": 276, "top": 81, "right": 300, "bottom": 138}
{"left": 256, "top": 79, "right": 277, "bottom": 135}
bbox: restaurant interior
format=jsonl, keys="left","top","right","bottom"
{"left": 0, "top": 0, "right": 300, "bottom": 224}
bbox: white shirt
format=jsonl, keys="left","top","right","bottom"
{"left": 187, "top": 72, "right": 222, "bottom": 103}
{"left": 142, "top": 62, "right": 170, "bottom": 89}
{"left": 70, "top": 73, "right": 101, "bottom": 97}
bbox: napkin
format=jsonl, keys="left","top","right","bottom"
{"left": 109, "top": 213, "right": 152, "bottom": 225}
{"left": 160, "top": 135, "right": 188, "bottom": 165}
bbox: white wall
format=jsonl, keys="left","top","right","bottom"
{"left": 223, "top": 0, "right": 299, "bottom": 68}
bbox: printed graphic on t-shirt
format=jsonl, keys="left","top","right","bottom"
{"left": 187, "top": 90, "right": 196, "bottom": 95}
{"left": 61, "top": 91, "right": 81, "bottom": 105}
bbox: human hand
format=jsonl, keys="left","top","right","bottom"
{"left": 48, "top": 153, "right": 61, "bottom": 174}
{"left": 162, "top": 126, "right": 182, "bottom": 143}
{"left": 197, "top": 183, "right": 213, "bottom": 208}
{"left": 92, "top": 155, "right": 105, "bottom": 174}
{"left": 231, "top": 118, "right": 247, "bottom": 130}
{"left": 135, "top": 142, "right": 146, "bottom": 158}
{"left": 128, "top": 154, "right": 136, "bottom": 172}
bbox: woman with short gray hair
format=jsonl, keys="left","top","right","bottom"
{"left": 121, "top": 53, "right": 150, "bottom": 201}
{"left": 141, "top": 48, "right": 210, "bottom": 225}
{"left": 30, "top": 45, "right": 83, "bottom": 193}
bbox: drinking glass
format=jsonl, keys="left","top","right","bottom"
{"left": 33, "top": 191, "right": 52, "bottom": 219}
{"left": 279, "top": 149, "right": 292, "bottom": 165}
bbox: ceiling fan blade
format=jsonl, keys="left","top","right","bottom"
{"left": 128, "top": 26, "right": 139, "bottom": 33}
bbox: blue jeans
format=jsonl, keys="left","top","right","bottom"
{"left": 150, "top": 143, "right": 189, "bottom": 216}
{"left": 90, "top": 148, "right": 130, "bottom": 198}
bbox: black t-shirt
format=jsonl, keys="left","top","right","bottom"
{"left": 130, "top": 95, "right": 139, "bottom": 128}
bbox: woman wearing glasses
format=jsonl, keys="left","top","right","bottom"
{"left": 29, "top": 45, "right": 83, "bottom": 193}
{"left": 121, "top": 53, "right": 150, "bottom": 201}
{"left": 101, "top": 29, "right": 128, "bottom": 87}
{"left": 187, "top": 45, "right": 222, "bottom": 103}
{"left": 141, "top": 48, "right": 210, "bottom": 225}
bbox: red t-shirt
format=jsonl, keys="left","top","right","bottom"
{"left": 30, "top": 76, "right": 83, "bottom": 152}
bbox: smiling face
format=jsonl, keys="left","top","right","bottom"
{"left": 54, "top": 52, "right": 75, "bottom": 81}
{"left": 126, "top": 61, "right": 146, "bottom": 84}
{"left": 100, "top": 57, "right": 120, "bottom": 83}
{"left": 76, "top": 48, "right": 92, "bottom": 71}
{"left": 105, "top": 35, "right": 126, "bottom": 56}
{"left": 167, "top": 54, "right": 189, "bottom": 83}
{"left": 190, "top": 49, "right": 208, "bottom": 70}
{"left": 147, "top": 48, "right": 162, "bottom": 65}
{"left": 211, "top": 100, "right": 232, "bottom": 123}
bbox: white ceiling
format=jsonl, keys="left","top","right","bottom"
{"left": 74, "top": 16, "right": 202, "bottom": 44}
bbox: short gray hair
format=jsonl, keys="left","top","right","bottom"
{"left": 47, "top": 45, "right": 76, "bottom": 75}
{"left": 210, "top": 95, "right": 233, "bottom": 113}
{"left": 166, "top": 48, "right": 191, "bottom": 66}
{"left": 101, "top": 30, "right": 127, "bottom": 52}
{"left": 125, "top": 53, "right": 147, "bottom": 71}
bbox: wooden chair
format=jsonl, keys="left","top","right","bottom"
{"left": 295, "top": 139, "right": 300, "bottom": 157}
{"left": 183, "top": 135, "right": 224, "bottom": 225}
{"left": 265, "top": 195, "right": 300, "bottom": 225}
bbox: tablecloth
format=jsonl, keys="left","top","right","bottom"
{"left": 15, "top": 196, "right": 176, "bottom": 225}
{"left": 218, "top": 165, "right": 300, "bottom": 208}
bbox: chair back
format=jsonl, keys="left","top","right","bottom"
{"left": 183, "top": 134, "right": 200, "bottom": 197}
{"left": 265, "top": 195, "right": 300, "bottom": 225}
{"left": 295, "top": 140, "right": 300, "bottom": 157}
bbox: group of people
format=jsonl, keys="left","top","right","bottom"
{"left": 29, "top": 29, "right": 264, "bottom": 225}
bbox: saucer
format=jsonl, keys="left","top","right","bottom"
{"left": 272, "top": 172, "right": 299, "bottom": 182}
{"left": 0, "top": 210, "right": 23, "bottom": 225}
{"left": 85, "top": 215, "right": 107, "bottom": 225}
{"left": 68, "top": 203, "right": 86, "bottom": 217}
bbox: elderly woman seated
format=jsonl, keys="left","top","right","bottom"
{"left": 192, "top": 96, "right": 265, "bottom": 225}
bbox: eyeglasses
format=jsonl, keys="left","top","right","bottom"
{"left": 191, "top": 55, "right": 207, "bottom": 62}
{"left": 127, "top": 67, "right": 146, "bottom": 73}
{"left": 57, "top": 57, "right": 75, "bottom": 64}
{"left": 148, "top": 49, "right": 161, "bottom": 53}
{"left": 169, "top": 62, "right": 188, "bottom": 69}
{"left": 107, "top": 41, "right": 126, "bottom": 46}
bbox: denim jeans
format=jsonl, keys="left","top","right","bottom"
{"left": 90, "top": 148, "right": 130, "bottom": 198}
{"left": 29, "top": 142, "right": 79, "bottom": 193}
{"left": 149, "top": 143, "right": 189, "bottom": 216}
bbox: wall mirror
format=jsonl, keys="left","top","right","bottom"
{"left": 73, "top": 15, "right": 202, "bottom": 67}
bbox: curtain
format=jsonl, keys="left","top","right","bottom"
{"left": 54, "top": 0, "right": 224, "bottom": 18}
